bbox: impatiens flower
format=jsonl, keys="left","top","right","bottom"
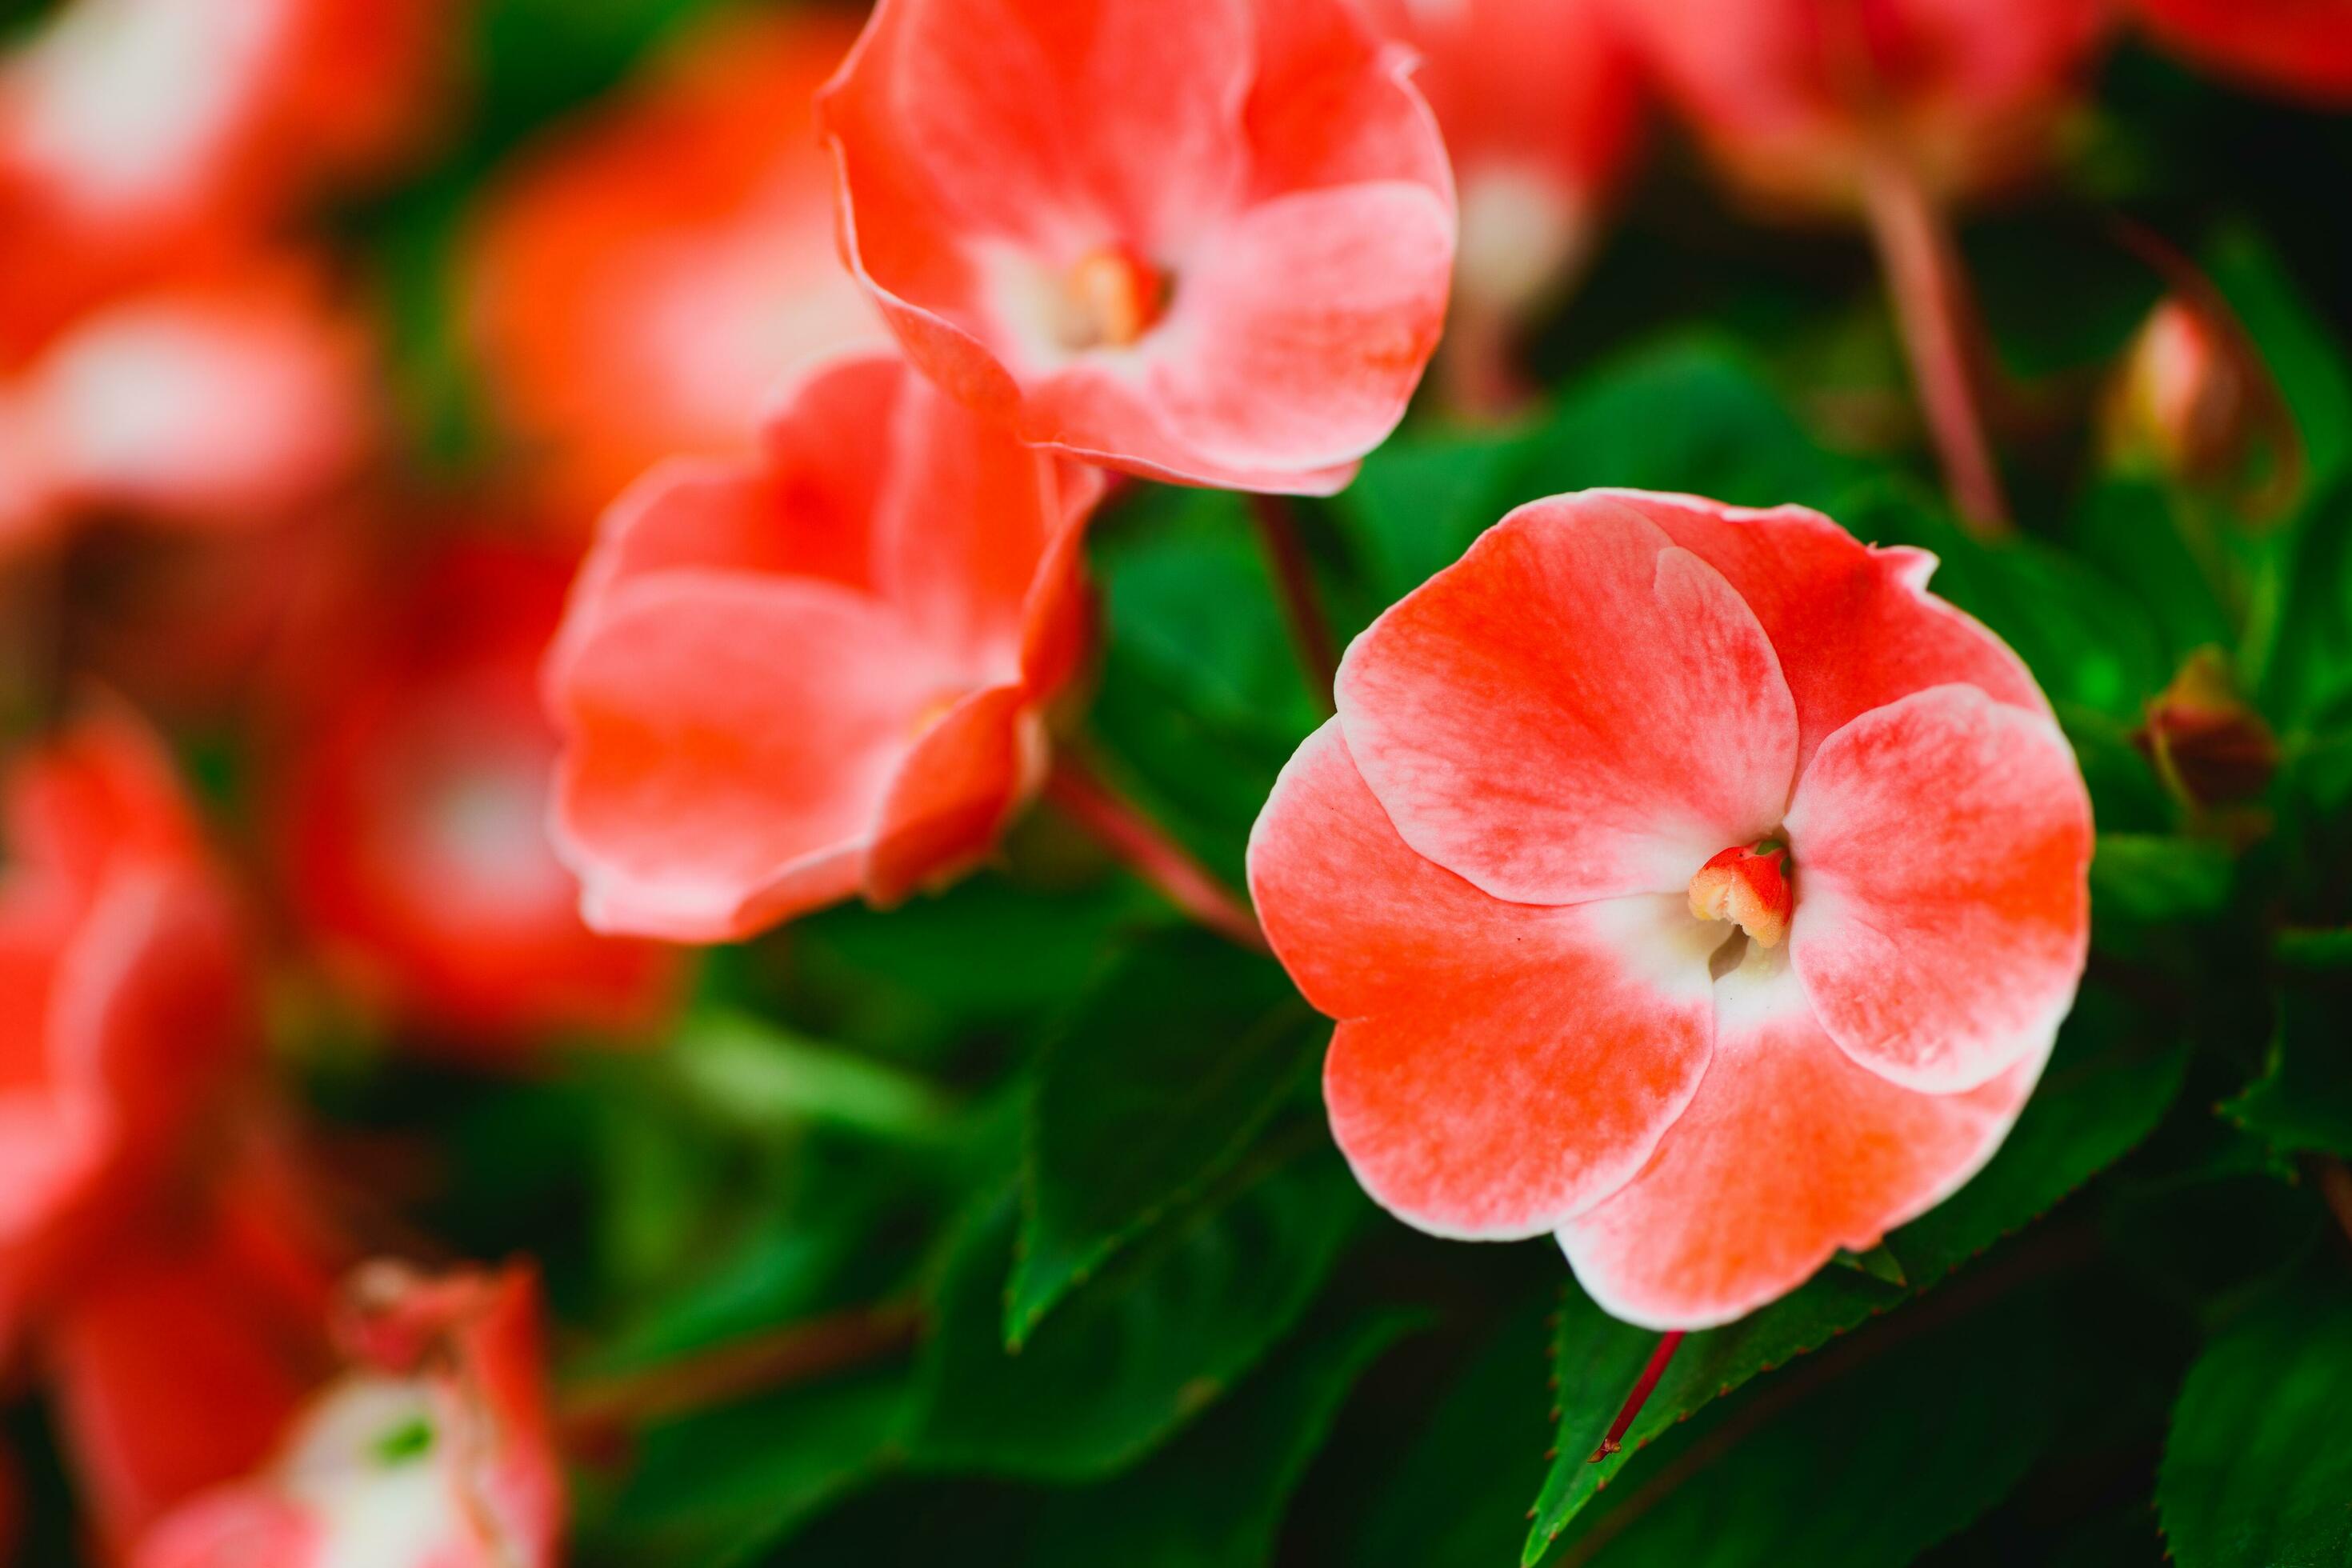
{"left": 546, "top": 351, "right": 1103, "bottom": 942}
{"left": 0, "top": 264, "right": 371, "bottom": 555}
{"left": 0, "top": 0, "right": 448, "bottom": 275}
{"left": 816, "top": 0, "right": 1457, "bottom": 494}
{"left": 466, "top": 7, "right": 882, "bottom": 517}
{"left": 0, "top": 708, "right": 253, "bottom": 1345}
{"left": 1606, "top": 0, "right": 2110, "bottom": 212}
{"left": 270, "top": 538, "right": 680, "bottom": 1048}
{"left": 128, "top": 1263, "right": 562, "bottom": 1568}
{"left": 1247, "top": 489, "right": 2091, "bottom": 1328}
{"left": 1358, "top": 0, "right": 1645, "bottom": 409}
{"left": 2126, "top": 0, "right": 2352, "bottom": 106}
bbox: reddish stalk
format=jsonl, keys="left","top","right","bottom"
{"left": 1247, "top": 493, "right": 1340, "bottom": 714}
{"left": 2310, "top": 1157, "right": 2352, "bottom": 1250}
{"left": 560, "top": 1302, "right": 921, "bottom": 1450}
{"left": 1588, "top": 1329, "right": 1686, "bottom": 1462}
{"left": 1858, "top": 150, "right": 2012, "bottom": 538}
{"left": 1045, "top": 750, "right": 1269, "bottom": 952}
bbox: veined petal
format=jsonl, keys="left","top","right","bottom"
{"left": 1786, "top": 682, "right": 2091, "bottom": 1094}
{"left": 1338, "top": 490, "right": 1798, "bottom": 906}
{"left": 1249, "top": 722, "right": 1718, "bottom": 1239}
{"left": 1558, "top": 957, "right": 2046, "bottom": 1330}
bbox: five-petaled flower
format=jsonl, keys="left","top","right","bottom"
{"left": 544, "top": 350, "right": 1105, "bottom": 942}
{"left": 816, "top": 0, "right": 1457, "bottom": 494}
{"left": 1248, "top": 489, "right": 2092, "bottom": 1328}
{"left": 1605, "top": 0, "right": 2110, "bottom": 212}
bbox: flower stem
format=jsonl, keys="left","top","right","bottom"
{"left": 1248, "top": 494, "right": 1339, "bottom": 714}
{"left": 2309, "top": 1157, "right": 2352, "bottom": 1250}
{"left": 1858, "top": 150, "right": 2012, "bottom": 538}
{"left": 1589, "top": 1329, "right": 1686, "bottom": 1462}
{"left": 560, "top": 1302, "right": 921, "bottom": 1451}
{"left": 1045, "top": 750, "right": 1269, "bottom": 952}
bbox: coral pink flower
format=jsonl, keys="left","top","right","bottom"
{"left": 1358, "top": 0, "right": 1644, "bottom": 403}
{"left": 1606, "top": 0, "right": 2110, "bottom": 211}
{"left": 466, "top": 7, "right": 882, "bottom": 518}
{"left": 127, "top": 1263, "right": 562, "bottom": 1568}
{"left": 816, "top": 0, "right": 1457, "bottom": 494}
{"left": 0, "top": 264, "right": 371, "bottom": 556}
{"left": 0, "top": 709, "right": 253, "bottom": 1345}
{"left": 2127, "top": 0, "right": 2352, "bottom": 105}
{"left": 270, "top": 539, "right": 680, "bottom": 1049}
{"left": 1248, "top": 490, "right": 2091, "bottom": 1328}
{"left": 545, "top": 351, "right": 1104, "bottom": 942}
{"left": 0, "top": 0, "right": 449, "bottom": 269}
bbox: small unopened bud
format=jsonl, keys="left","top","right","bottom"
{"left": 2102, "top": 297, "right": 2250, "bottom": 486}
{"left": 2131, "top": 650, "right": 2278, "bottom": 809}
{"left": 1688, "top": 838, "right": 1794, "bottom": 949}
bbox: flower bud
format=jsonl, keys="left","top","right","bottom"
{"left": 2102, "top": 297, "right": 2251, "bottom": 486}
{"left": 2131, "top": 650, "right": 2278, "bottom": 808}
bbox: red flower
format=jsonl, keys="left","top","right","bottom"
{"left": 1606, "top": 0, "right": 2110, "bottom": 211}
{"left": 270, "top": 540, "right": 681, "bottom": 1050}
{"left": 2127, "top": 0, "right": 2352, "bottom": 106}
{"left": 0, "top": 262, "right": 371, "bottom": 556}
{"left": 546, "top": 351, "right": 1104, "bottom": 942}
{"left": 466, "top": 7, "right": 883, "bottom": 518}
{"left": 127, "top": 1263, "right": 562, "bottom": 1568}
{"left": 0, "top": 0, "right": 450, "bottom": 295}
{"left": 1248, "top": 490, "right": 2091, "bottom": 1327}
{"left": 0, "top": 709, "right": 253, "bottom": 1345}
{"left": 1359, "top": 0, "right": 1644, "bottom": 326}
{"left": 816, "top": 0, "right": 1456, "bottom": 494}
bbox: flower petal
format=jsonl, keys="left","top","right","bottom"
{"left": 1598, "top": 490, "right": 2049, "bottom": 771}
{"left": 1786, "top": 683, "right": 2091, "bottom": 1094}
{"left": 547, "top": 574, "right": 954, "bottom": 942}
{"left": 1249, "top": 722, "right": 1718, "bottom": 1239}
{"left": 1338, "top": 490, "right": 1798, "bottom": 906}
{"left": 1134, "top": 181, "right": 1452, "bottom": 483}
{"left": 864, "top": 685, "right": 1037, "bottom": 907}
{"left": 1558, "top": 958, "right": 2046, "bottom": 1330}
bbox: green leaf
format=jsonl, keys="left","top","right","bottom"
{"left": 2159, "top": 1266, "right": 2352, "bottom": 1567}
{"left": 905, "top": 1144, "right": 1360, "bottom": 1481}
{"left": 668, "top": 1011, "right": 958, "bottom": 1143}
{"left": 1027, "top": 1310, "right": 1420, "bottom": 1568}
{"left": 1011, "top": 928, "right": 1324, "bottom": 1346}
{"left": 1358, "top": 1297, "right": 1560, "bottom": 1568}
{"left": 594, "top": 1369, "right": 910, "bottom": 1568}
{"left": 1534, "top": 1284, "right": 2074, "bottom": 1568}
{"left": 2206, "top": 224, "right": 2352, "bottom": 500}
{"left": 2068, "top": 480, "right": 2235, "bottom": 664}
{"left": 2222, "top": 984, "right": 2352, "bottom": 1159}
{"left": 1526, "top": 981, "right": 2186, "bottom": 1560}
{"left": 2089, "top": 834, "right": 2240, "bottom": 964}
{"left": 2256, "top": 481, "right": 2352, "bottom": 730}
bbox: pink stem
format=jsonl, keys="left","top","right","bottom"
{"left": 1859, "top": 150, "right": 2012, "bottom": 538}
{"left": 1589, "top": 1330, "right": 1687, "bottom": 1462}
{"left": 1046, "top": 752, "right": 1270, "bottom": 953}
{"left": 1247, "top": 494, "right": 1340, "bottom": 714}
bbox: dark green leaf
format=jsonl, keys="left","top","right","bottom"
{"left": 2222, "top": 984, "right": 2352, "bottom": 1158}
{"left": 905, "top": 1145, "right": 1360, "bottom": 1480}
{"left": 1012, "top": 928, "right": 1323, "bottom": 1345}
{"left": 2159, "top": 1266, "right": 2352, "bottom": 1567}
{"left": 1028, "top": 1311, "right": 1420, "bottom": 1568}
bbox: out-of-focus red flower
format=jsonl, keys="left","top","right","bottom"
{"left": 0, "top": 708, "right": 253, "bottom": 1346}
{"left": 129, "top": 1263, "right": 562, "bottom": 1568}
{"left": 466, "top": 6, "right": 882, "bottom": 520}
{"left": 1248, "top": 490, "right": 2091, "bottom": 1328}
{"left": 43, "top": 1146, "right": 345, "bottom": 1556}
{"left": 0, "top": 0, "right": 450, "bottom": 330}
{"left": 817, "top": 0, "right": 1457, "bottom": 494}
{"left": 1606, "top": 0, "right": 2110, "bottom": 212}
{"left": 2126, "top": 0, "right": 2352, "bottom": 106}
{"left": 0, "top": 262, "right": 372, "bottom": 557}
{"left": 270, "top": 538, "right": 680, "bottom": 1050}
{"left": 1359, "top": 0, "right": 1644, "bottom": 344}
{"left": 546, "top": 351, "right": 1105, "bottom": 942}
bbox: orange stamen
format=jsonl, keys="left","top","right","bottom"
{"left": 1066, "top": 245, "right": 1166, "bottom": 349}
{"left": 1687, "top": 838, "right": 1794, "bottom": 949}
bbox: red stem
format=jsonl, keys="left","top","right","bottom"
{"left": 1045, "top": 751, "right": 1269, "bottom": 952}
{"left": 1247, "top": 494, "right": 1340, "bottom": 714}
{"left": 1858, "top": 150, "right": 2012, "bottom": 538}
{"left": 2310, "top": 1157, "right": 2352, "bottom": 1250}
{"left": 1589, "top": 1330, "right": 1686, "bottom": 1462}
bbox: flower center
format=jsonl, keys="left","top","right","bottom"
{"left": 1062, "top": 244, "right": 1166, "bottom": 350}
{"left": 1686, "top": 838, "right": 1794, "bottom": 950}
